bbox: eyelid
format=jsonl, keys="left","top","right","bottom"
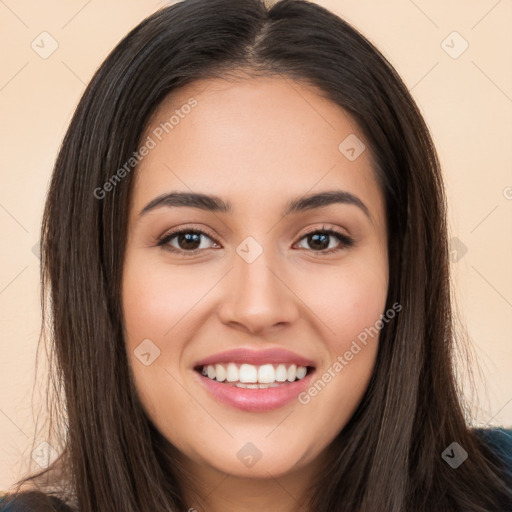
{"left": 297, "top": 224, "right": 350, "bottom": 241}
{"left": 295, "top": 225, "right": 355, "bottom": 254}
{"left": 157, "top": 223, "right": 355, "bottom": 256}
{"left": 157, "top": 225, "right": 221, "bottom": 251}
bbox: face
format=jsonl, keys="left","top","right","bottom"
{"left": 122, "top": 76, "right": 388, "bottom": 485}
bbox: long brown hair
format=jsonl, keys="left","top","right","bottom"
{"left": 4, "top": 0, "right": 511, "bottom": 510}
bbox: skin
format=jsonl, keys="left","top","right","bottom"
{"left": 122, "top": 75, "right": 389, "bottom": 512}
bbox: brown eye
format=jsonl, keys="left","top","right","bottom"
{"left": 295, "top": 228, "right": 354, "bottom": 254}
{"left": 157, "top": 228, "right": 220, "bottom": 255}
{"left": 157, "top": 225, "right": 354, "bottom": 257}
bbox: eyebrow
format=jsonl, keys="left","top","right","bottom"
{"left": 138, "top": 190, "right": 372, "bottom": 221}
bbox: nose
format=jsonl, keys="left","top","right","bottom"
{"left": 217, "top": 247, "right": 300, "bottom": 336}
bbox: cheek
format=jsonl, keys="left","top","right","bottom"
{"left": 122, "top": 254, "right": 215, "bottom": 345}
{"left": 297, "top": 253, "right": 388, "bottom": 349}
{"left": 121, "top": 256, "right": 207, "bottom": 431}
{"left": 290, "top": 255, "right": 387, "bottom": 427}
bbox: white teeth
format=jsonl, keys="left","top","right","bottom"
{"left": 296, "top": 366, "right": 307, "bottom": 379}
{"left": 215, "top": 364, "right": 226, "bottom": 382}
{"left": 200, "top": 362, "right": 310, "bottom": 384}
{"left": 275, "top": 364, "right": 288, "bottom": 382}
{"left": 226, "top": 363, "right": 238, "bottom": 382}
{"left": 239, "top": 363, "right": 258, "bottom": 383}
{"left": 258, "top": 364, "right": 275, "bottom": 384}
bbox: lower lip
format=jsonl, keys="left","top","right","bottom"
{"left": 195, "top": 370, "right": 315, "bottom": 412}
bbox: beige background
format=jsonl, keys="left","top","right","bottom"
{"left": 1, "top": 0, "right": 511, "bottom": 490}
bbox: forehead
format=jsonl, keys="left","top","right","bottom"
{"left": 133, "top": 75, "right": 382, "bottom": 217}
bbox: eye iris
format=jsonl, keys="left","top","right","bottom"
{"left": 178, "top": 232, "right": 201, "bottom": 250}
{"left": 308, "top": 233, "right": 329, "bottom": 250}
{"left": 164, "top": 229, "right": 345, "bottom": 253}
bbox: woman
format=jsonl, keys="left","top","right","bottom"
{"left": 1, "top": 0, "right": 511, "bottom": 510}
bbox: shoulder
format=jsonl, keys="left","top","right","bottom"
{"left": 472, "top": 426, "right": 512, "bottom": 475}
{"left": 0, "top": 491, "right": 72, "bottom": 511}
{"left": 0, "top": 492, "right": 12, "bottom": 512}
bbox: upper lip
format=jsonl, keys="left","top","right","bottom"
{"left": 194, "top": 348, "right": 316, "bottom": 369}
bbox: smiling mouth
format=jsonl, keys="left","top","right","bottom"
{"left": 195, "top": 363, "right": 314, "bottom": 389}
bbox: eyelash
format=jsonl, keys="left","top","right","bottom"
{"left": 156, "top": 225, "right": 355, "bottom": 257}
